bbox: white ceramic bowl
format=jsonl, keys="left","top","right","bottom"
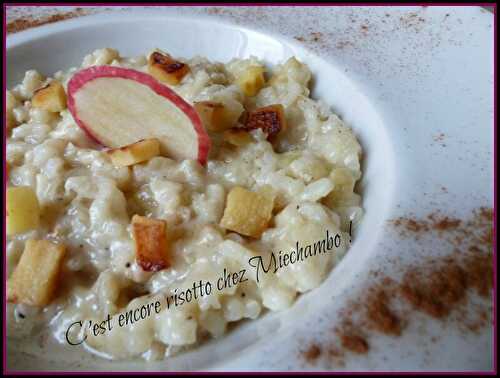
{"left": 6, "top": 6, "right": 493, "bottom": 372}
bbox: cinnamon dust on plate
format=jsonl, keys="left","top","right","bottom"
{"left": 7, "top": 8, "right": 89, "bottom": 34}
{"left": 302, "top": 207, "right": 493, "bottom": 365}
{"left": 302, "top": 344, "right": 322, "bottom": 362}
{"left": 340, "top": 333, "right": 369, "bottom": 354}
{"left": 365, "top": 285, "right": 402, "bottom": 336}
{"left": 400, "top": 251, "right": 492, "bottom": 319}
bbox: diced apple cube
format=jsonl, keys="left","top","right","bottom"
{"left": 132, "top": 215, "right": 169, "bottom": 272}
{"left": 220, "top": 187, "right": 274, "bottom": 238}
{"left": 8, "top": 239, "right": 66, "bottom": 306}
{"left": 223, "top": 128, "right": 254, "bottom": 147}
{"left": 7, "top": 186, "right": 40, "bottom": 236}
{"left": 148, "top": 51, "right": 190, "bottom": 85}
{"left": 32, "top": 81, "right": 67, "bottom": 112}
{"left": 245, "top": 104, "right": 287, "bottom": 140}
{"left": 323, "top": 168, "right": 357, "bottom": 208}
{"left": 236, "top": 66, "right": 265, "bottom": 97}
{"left": 194, "top": 101, "right": 234, "bottom": 132}
{"left": 106, "top": 138, "right": 160, "bottom": 167}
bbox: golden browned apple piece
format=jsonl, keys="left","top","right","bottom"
{"left": 220, "top": 186, "right": 274, "bottom": 238}
{"left": 32, "top": 80, "right": 67, "bottom": 112}
{"left": 236, "top": 66, "right": 265, "bottom": 97}
{"left": 106, "top": 138, "right": 160, "bottom": 167}
{"left": 245, "top": 104, "right": 287, "bottom": 140}
{"left": 8, "top": 240, "right": 66, "bottom": 306}
{"left": 148, "top": 51, "right": 190, "bottom": 85}
{"left": 132, "top": 215, "right": 170, "bottom": 272}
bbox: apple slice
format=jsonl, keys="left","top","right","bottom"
{"left": 67, "top": 66, "right": 210, "bottom": 165}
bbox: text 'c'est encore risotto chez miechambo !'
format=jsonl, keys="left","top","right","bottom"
{"left": 6, "top": 48, "right": 363, "bottom": 360}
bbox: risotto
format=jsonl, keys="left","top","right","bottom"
{"left": 6, "top": 48, "right": 363, "bottom": 360}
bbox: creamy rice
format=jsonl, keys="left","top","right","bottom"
{"left": 6, "top": 48, "right": 363, "bottom": 360}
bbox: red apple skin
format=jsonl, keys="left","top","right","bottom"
{"left": 67, "top": 66, "right": 211, "bottom": 165}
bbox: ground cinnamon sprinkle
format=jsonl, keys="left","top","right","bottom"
{"left": 400, "top": 249, "right": 493, "bottom": 319}
{"left": 433, "top": 217, "right": 461, "bottom": 231}
{"left": 401, "top": 259, "right": 468, "bottom": 318}
{"left": 407, "top": 219, "right": 429, "bottom": 232}
{"left": 463, "top": 251, "right": 493, "bottom": 298}
{"left": 366, "top": 288, "right": 402, "bottom": 335}
{"left": 340, "top": 333, "right": 369, "bottom": 354}
{"left": 391, "top": 218, "right": 428, "bottom": 233}
{"left": 398, "top": 207, "right": 493, "bottom": 323}
{"left": 7, "top": 9, "right": 88, "bottom": 34}
{"left": 391, "top": 213, "right": 463, "bottom": 235}
{"left": 302, "top": 207, "right": 493, "bottom": 366}
{"left": 334, "top": 318, "right": 370, "bottom": 355}
{"left": 303, "top": 344, "right": 322, "bottom": 362}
